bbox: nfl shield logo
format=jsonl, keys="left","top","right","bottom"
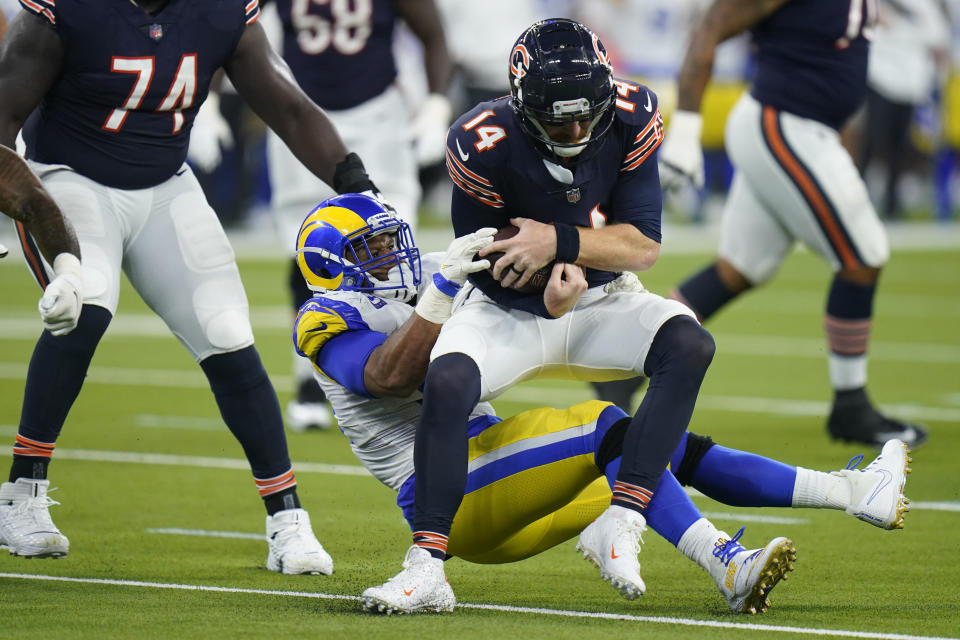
{"left": 566, "top": 188, "right": 581, "bottom": 203}
{"left": 149, "top": 24, "right": 164, "bottom": 41}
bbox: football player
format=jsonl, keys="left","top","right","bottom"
{"left": 380, "top": 17, "right": 719, "bottom": 604}
{"left": 262, "top": 0, "right": 453, "bottom": 433}
{"left": 658, "top": 0, "right": 928, "bottom": 448}
{"left": 0, "top": 144, "right": 83, "bottom": 335}
{"left": 0, "top": 0, "right": 384, "bottom": 574}
{"left": 293, "top": 193, "right": 910, "bottom": 615}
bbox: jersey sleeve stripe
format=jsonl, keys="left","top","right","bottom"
{"left": 445, "top": 151, "right": 504, "bottom": 208}
{"left": 621, "top": 110, "right": 663, "bottom": 172}
{"left": 245, "top": 0, "right": 260, "bottom": 24}
{"left": 19, "top": 0, "right": 56, "bottom": 25}
{"left": 445, "top": 148, "right": 493, "bottom": 187}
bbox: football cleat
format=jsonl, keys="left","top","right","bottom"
{"left": 834, "top": 438, "right": 912, "bottom": 529}
{"left": 826, "top": 388, "right": 928, "bottom": 448}
{"left": 285, "top": 400, "right": 333, "bottom": 432}
{"left": 265, "top": 508, "right": 333, "bottom": 575}
{"left": 0, "top": 478, "right": 69, "bottom": 558}
{"left": 362, "top": 545, "right": 456, "bottom": 614}
{"left": 575, "top": 505, "right": 647, "bottom": 600}
{"left": 708, "top": 528, "right": 796, "bottom": 614}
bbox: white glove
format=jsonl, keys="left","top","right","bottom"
{"left": 187, "top": 92, "right": 234, "bottom": 173}
{"left": 658, "top": 110, "right": 704, "bottom": 190}
{"left": 603, "top": 271, "right": 646, "bottom": 294}
{"left": 415, "top": 227, "right": 496, "bottom": 324}
{"left": 409, "top": 93, "right": 453, "bottom": 168}
{"left": 39, "top": 253, "right": 83, "bottom": 336}
{"left": 0, "top": 241, "right": 8, "bottom": 258}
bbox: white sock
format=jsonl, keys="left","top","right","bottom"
{"left": 792, "top": 467, "right": 851, "bottom": 509}
{"left": 677, "top": 517, "right": 727, "bottom": 573}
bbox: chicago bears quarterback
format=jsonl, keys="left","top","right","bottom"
{"left": 261, "top": 0, "right": 453, "bottom": 433}
{"left": 359, "top": 16, "right": 722, "bottom": 605}
{"left": 292, "top": 193, "right": 910, "bottom": 614}
{"left": 0, "top": 0, "right": 383, "bottom": 574}
{"left": 658, "top": 0, "right": 928, "bottom": 448}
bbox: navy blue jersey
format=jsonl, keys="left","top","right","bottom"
{"left": 446, "top": 79, "right": 663, "bottom": 315}
{"left": 20, "top": 0, "right": 259, "bottom": 189}
{"left": 750, "top": 0, "right": 875, "bottom": 130}
{"left": 273, "top": 0, "right": 397, "bottom": 111}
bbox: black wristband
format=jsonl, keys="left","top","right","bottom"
{"left": 554, "top": 223, "right": 580, "bottom": 263}
{"left": 333, "top": 152, "right": 378, "bottom": 194}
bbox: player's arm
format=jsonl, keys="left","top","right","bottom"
{"left": 0, "top": 145, "right": 80, "bottom": 264}
{"left": 397, "top": 0, "right": 452, "bottom": 96}
{"left": 676, "top": 0, "right": 790, "bottom": 112}
{"left": 0, "top": 11, "right": 63, "bottom": 148}
{"left": 224, "top": 21, "right": 363, "bottom": 191}
{"left": 0, "top": 10, "right": 8, "bottom": 41}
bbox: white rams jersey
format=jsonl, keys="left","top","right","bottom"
{"left": 293, "top": 253, "right": 495, "bottom": 490}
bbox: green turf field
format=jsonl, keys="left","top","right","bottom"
{"left": 1, "top": 239, "right": 958, "bottom": 640}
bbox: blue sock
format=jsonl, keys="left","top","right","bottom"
{"left": 689, "top": 444, "right": 796, "bottom": 507}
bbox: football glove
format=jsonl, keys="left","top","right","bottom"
{"left": 187, "top": 92, "right": 234, "bottom": 173}
{"left": 39, "top": 253, "right": 82, "bottom": 336}
{"left": 410, "top": 93, "right": 453, "bottom": 168}
{"left": 0, "top": 241, "right": 8, "bottom": 258}
{"left": 415, "top": 228, "right": 495, "bottom": 324}
{"left": 658, "top": 110, "right": 705, "bottom": 191}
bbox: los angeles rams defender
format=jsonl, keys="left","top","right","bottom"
{"left": 0, "top": 0, "right": 382, "bottom": 574}
{"left": 261, "top": 0, "right": 453, "bottom": 433}
{"left": 293, "top": 193, "right": 910, "bottom": 615}
{"left": 387, "top": 18, "right": 717, "bottom": 602}
{"left": 658, "top": 0, "right": 928, "bottom": 448}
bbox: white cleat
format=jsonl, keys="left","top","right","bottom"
{"left": 362, "top": 545, "right": 456, "bottom": 614}
{"left": 709, "top": 528, "right": 796, "bottom": 614}
{"left": 835, "top": 438, "right": 912, "bottom": 529}
{"left": 285, "top": 400, "right": 333, "bottom": 432}
{"left": 0, "top": 478, "right": 69, "bottom": 559}
{"left": 265, "top": 508, "right": 333, "bottom": 575}
{"left": 575, "top": 505, "right": 647, "bottom": 600}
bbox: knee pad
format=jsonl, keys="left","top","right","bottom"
{"left": 673, "top": 432, "right": 715, "bottom": 486}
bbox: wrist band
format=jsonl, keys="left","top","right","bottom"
{"left": 432, "top": 271, "right": 461, "bottom": 298}
{"left": 554, "top": 223, "right": 580, "bottom": 263}
{"left": 333, "top": 152, "right": 377, "bottom": 194}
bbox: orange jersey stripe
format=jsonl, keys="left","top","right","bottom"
{"left": 16, "top": 221, "right": 49, "bottom": 289}
{"left": 761, "top": 107, "right": 861, "bottom": 270}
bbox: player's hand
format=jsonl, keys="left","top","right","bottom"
{"left": 0, "top": 241, "right": 8, "bottom": 258}
{"left": 544, "top": 262, "right": 587, "bottom": 318}
{"left": 187, "top": 93, "right": 234, "bottom": 173}
{"left": 439, "top": 227, "right": 496, "bottom": 286}
{"left": 410, "top": 94, "right": 453, "bottom": 168}
{"left": 38, "top": 254, "right": 82, "bottom": 336}
{"left": 658, "top": 110, "right": 704, "bottom": 191}
{"left": 482, "top": 217, "right": 556, "bottom": 288}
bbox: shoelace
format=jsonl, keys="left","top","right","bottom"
{"left": 712, "top": 527, "right": 747, "bottom": 566}
{"left": 843, "top": 454, "right": 865, "bottom": 471}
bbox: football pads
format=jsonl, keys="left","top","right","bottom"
{"left": 295, "top": 193, "right": 421, "bottom": 299}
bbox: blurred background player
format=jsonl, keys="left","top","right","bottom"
{"left": 657, "top": 0, "right": 929, "bottom": 447}
{"left": 291, "top": 193, "right": 909, "bottom": 615}
{"left": 0, "top": 0, "right": 388, "bottom": 572}
{"left": 259, "top": 0, "right": 453, "bottom": 432}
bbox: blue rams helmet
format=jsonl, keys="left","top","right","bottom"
{"left": 508, "top": 18, "right": 616, "bottom": 158}
{"left": 295, "top": 193, "right": 421, "bottom": 298}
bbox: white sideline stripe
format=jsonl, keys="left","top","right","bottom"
{"left": 1, "top": 361, "right": 957, "bottom": 422}
{"left": 698, "top": 511, "right": 809, "bottom": 525}
{"left": 145, "top": 528, "right": 263, "bottom": 540}
{"left": 0, "top": 445, "right": 956, "bottom": 514}
{"left": 0, "top": 573, "right": 955, "bottom": 640}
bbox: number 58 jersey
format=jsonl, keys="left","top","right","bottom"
{"left": 19, "top": 0, "right": 260, "bottom": 189}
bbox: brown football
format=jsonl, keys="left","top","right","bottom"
{"left": 484, "top": 225, "right": 554, "bottom": 294}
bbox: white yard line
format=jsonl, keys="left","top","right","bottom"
{"left": 0, "top": 573, "right": 955, "bottom": 640}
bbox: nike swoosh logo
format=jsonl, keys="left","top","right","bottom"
{"left": 305, "top": 322, "right": 328, "bottom": 333}
{"left": 643, "top": 92, "right": 652, "bottom": 113}
{"left": 456, "top": 138, "right": 470, "bottom": 162}
{"left": 866, "top": 469, "right": 893, "bottom": 504}
{"left": 610, "top": 545, "right": 619, "bottom": 560}
{"left": 403, "top": 586, "right": 417, "bottom": 596}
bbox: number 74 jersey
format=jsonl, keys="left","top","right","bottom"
{"left": 19, "top": 0, "right": 259, "bottom": 190}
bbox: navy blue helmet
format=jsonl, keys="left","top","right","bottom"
{"left": 508, "top": 19, "right": 616, "bottom": 159}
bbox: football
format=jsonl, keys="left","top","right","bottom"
{"left": 485, "top": 225, "right": 554, "bottom": 294}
